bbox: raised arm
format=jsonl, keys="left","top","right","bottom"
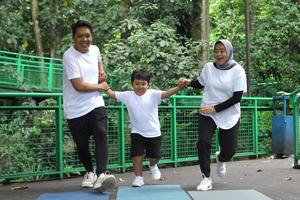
{"left": 100, "top": 81, "right": 117, "bottom": 99}
{"left": 98, "top": 61, "right": 107, "bottom": 82}
{"left": 161, "top": 78, "right": 185, "bottom": 99}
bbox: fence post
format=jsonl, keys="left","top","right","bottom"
{"left": 171, "top": 96, "right": 178, "bottom": 167}
{"left": 119, "top": 103, "right": 126, "bottom": 173}
{"left": 48, "top": 59, "right": 53, "bottom": 92}
{"left": 56, "top": 95, "right": 64, "bottom": 178}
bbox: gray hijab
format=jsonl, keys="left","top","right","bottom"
{"left": 214, "top": 39, "right": 237, "bottom": 70}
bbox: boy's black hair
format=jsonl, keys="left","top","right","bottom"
{"left": 71, "top": 20, "right": 93, "bottom": 36}
{"left": 131, "top": 69, "right": 150, "bottom": 84}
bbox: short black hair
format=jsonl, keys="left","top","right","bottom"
{"left": 131, "top": 69, "right": 150, "bottom": 84}
{"left": 71, "top": 20, "right": 93, "bottom": 36}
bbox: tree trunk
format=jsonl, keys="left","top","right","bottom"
{"left": 201, "top": 0, "right": 209, "bottom": 64}
{"left": 191, "top": 0, "right": 201, "bottom": 41}
{"left": 121, "top": 0, "right": 130, "bottom": 40}
{"left": 50, "top": 0, "right": 57, "bottom": 58}
{"left": 31, "top": 0, "right": 47, "bottom": 91}
{"left": 31, "top": 0, "right": 44, "bottom": 57}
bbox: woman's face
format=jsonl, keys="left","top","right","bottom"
{"left": 73, "top": 26, "right": 92, "bottom": 53}
{"left": 214, "top": 43, "right": 227, "bottom": 66}
{"left": 132, "top": 79, "right": 148, "bottom": 96}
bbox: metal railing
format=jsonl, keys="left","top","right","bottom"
{"left": 0, "top": 92, "right": 273, "bottom": 181}
{"left": 0, "top": 50, "right": 62, "bottom": 92}
{"left": 290, "top": 89, "right": 300, "bottom": 167}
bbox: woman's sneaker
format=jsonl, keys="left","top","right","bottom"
{"left": 197, "top": 174, "right": 212, "bottom": 191}
{"left": 216, "top": 151, "right": 226, "bottom": 177}
{"left": 132, "top": 176, "right": 144, "bottom": 187}
{"left": 81, "top": 172, "right": 97, "bottom": 188}
{"left": 93, "top": 172, "right": 117, "bottom": 192}
{"left": 150, "top": 164, "right": 161, "bottom": 180}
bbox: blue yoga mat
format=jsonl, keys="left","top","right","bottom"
{"left": 37, "top": 191, "right": 109, "bottom": 200}
{"left": 116, "top": 185, "right": 191, "bottom": 200}
{"left": 188, "top": 190, "right": 272, "bottom": 200}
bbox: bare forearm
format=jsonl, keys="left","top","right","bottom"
{"left": 104, "top": 88, "right": 116, "bottom": 99}
{"left": 71, "top": 78, "right": 104, "bottom": 92}
{"left": 161, "top": 86, "right": 182, "bottom": 99}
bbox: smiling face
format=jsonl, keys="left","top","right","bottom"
{"left": 73, "top": 26, "right": 92, "bottom": 53}
{"left": 132, "top": 79, "right": 148, "bottom": 96}
{"left": 214, "top": 42, "right": 228, "bottom": 66}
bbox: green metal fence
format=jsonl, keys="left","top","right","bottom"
{"left": 0, "top": 51, "right": 62, "bottom": 92}
{"left": 0, "top": 92, "right": 273, "bottom": 182}
{"left": 291, "top": 89, "right": 300, "bottom": 167}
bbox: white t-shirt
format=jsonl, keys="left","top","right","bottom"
{"left": 115, "top": 89, "right": 163, "bottom": 138}
{"left": 63, "top": 45, "right": 105, "bottom": 119}
{"left": 197, "top": 62, "right": 247, "bottom": 129}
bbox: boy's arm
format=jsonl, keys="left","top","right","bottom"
{"left": 100, "top": 81, "right": 117, "bottom": 99}
{"left": 161, "top": 78, "right": 185, "bottom": 99}
{"left": 161, "top": 86, "right": 183, "bottom": 99}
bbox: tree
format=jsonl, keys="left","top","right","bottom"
{"left": 31, "top": 0, "right": 44, "bottom": 57}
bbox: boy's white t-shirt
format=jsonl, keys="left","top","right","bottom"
{"left": 115, "top": 89, "right": 163, "bottom": 138}
{"left": 197, "top": 62, "right": 247, "bottom": 129}
{"left": 63, "top": 45, "right": 105, "bottom": 119}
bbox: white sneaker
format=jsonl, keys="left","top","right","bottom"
{"left": 132, "top": 176, "right": 144, "bottom": 187}
{"left": 216, "top": 151, "right": 226, "bottom": 177}
{"left": 150, "top": 164, "right": 161, "bottom": 180}
{"left": 93, "top": 172, "right": 117, "bottom": 192}
{"left": 197, "top": 174, "right": 212, "bottom": 191}
{"left": 81, "top": 172, "right": 97, "bottom": 188}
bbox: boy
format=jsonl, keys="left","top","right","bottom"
{"left": 101, "top": 69, "right": 184, "bottom": 187}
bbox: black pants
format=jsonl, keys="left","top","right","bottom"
{"left": 67, "top": 107, "right": 108, "bottom": 175}
{"left": 197, "top": 114, "right": 239, "bottom": 177}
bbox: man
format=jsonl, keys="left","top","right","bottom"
{"left": 63, "top": 20, "right": 116, "bottom": 192}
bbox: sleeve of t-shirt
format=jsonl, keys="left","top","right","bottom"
{"left": 94, "top": 45, "right": 102, "bottom": 62}
{"left": 196, "top": 64, "right": 208, "bottom": 86}
{"left": 152, "top": 89, "right": 163, "bottom": 105}
{"left": 63, "top": 54, "right": 81, "bottom": 80}
{"left": 115, "top": 91, "right": 128, "bottom": 104}
{"left": 233, "top": 66, "right": 247, "bottom": 93}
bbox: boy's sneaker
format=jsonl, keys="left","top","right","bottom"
{"left": 197, "top": 174, "right": 212, "bottom": 191}
{"left": 81, "top": 172, "right": 97, "bottom": 188}
{"left": 150, "top": 164, "right": 161, "bottom": 180}
{"left": 216, "top": 151, "right": 226, "bottom": 177}
{"left": 93, "top": 172, "right": 117, "bottom": 192}
{"left": 132, "top": 176, "right": 144, "bottom": 187}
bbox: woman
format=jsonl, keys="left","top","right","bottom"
{"left": 182, "top": 39, "right": 247, "bottom": 191}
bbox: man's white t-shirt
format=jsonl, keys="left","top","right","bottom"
{"left": 63, "top": 45, "right": 105, "bottom": 119}
{"left": 197, "top": 62, "right": 247, "bottom": 129}
{"left": 115, "top": 89, "right": 163, "bottom": 138}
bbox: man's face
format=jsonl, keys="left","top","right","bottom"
{"left": 214, "top": 43, "right": 227, "bottom": 66}
{"left": 73, "top": 26, "right": 92, "bottom": 53}
{"left": 132, "top": 79, "right": 148, "bottom": 96}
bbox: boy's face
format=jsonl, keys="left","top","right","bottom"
{"left": 132, "top": 79, "right": 148, "bottom": 96}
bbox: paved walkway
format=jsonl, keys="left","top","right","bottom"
{"left": 1, "top": 157, "right": 300, "bottom": 200}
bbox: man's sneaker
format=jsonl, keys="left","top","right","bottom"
{"left": 150, "top": 164, "right": 161, "bottom": 180}
{"left": 93, "top": 172, "right": 117, "bottom": 192}
{"left": 196, "top": 174, "right": 212, "bottom": 191}
{"left": 132, "top": 176, "right": 144, "bottom": 187}
{"left": 81, "top": 172, "right": 97, "bottom": 188}
{"left": 216, "top": 151, "right": 226, "bottom": 177}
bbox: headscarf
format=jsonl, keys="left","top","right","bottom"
{"left": 213, "top": 39, "right": 237, "bottom": 70}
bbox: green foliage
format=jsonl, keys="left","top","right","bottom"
{"left": 258, "top": 111, "right": 272, "bottom": 154}
{"left": 251, "top": 0, "right": 300, "bottom": 96}
{"left": 0, "top": 97, "right": 58, "bottom": 182}
{"left": 103, "top": 19, "right": 202, "bottom": 91}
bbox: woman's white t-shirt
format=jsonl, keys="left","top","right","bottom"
{"left": 197, "top": 62, "right": 247, "bottom": 129}
{"left": 115, "top": 89, "right": 163, "bottom": 138}
{"left": 63, "top": 45, "right": 105, "bottom": 119}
